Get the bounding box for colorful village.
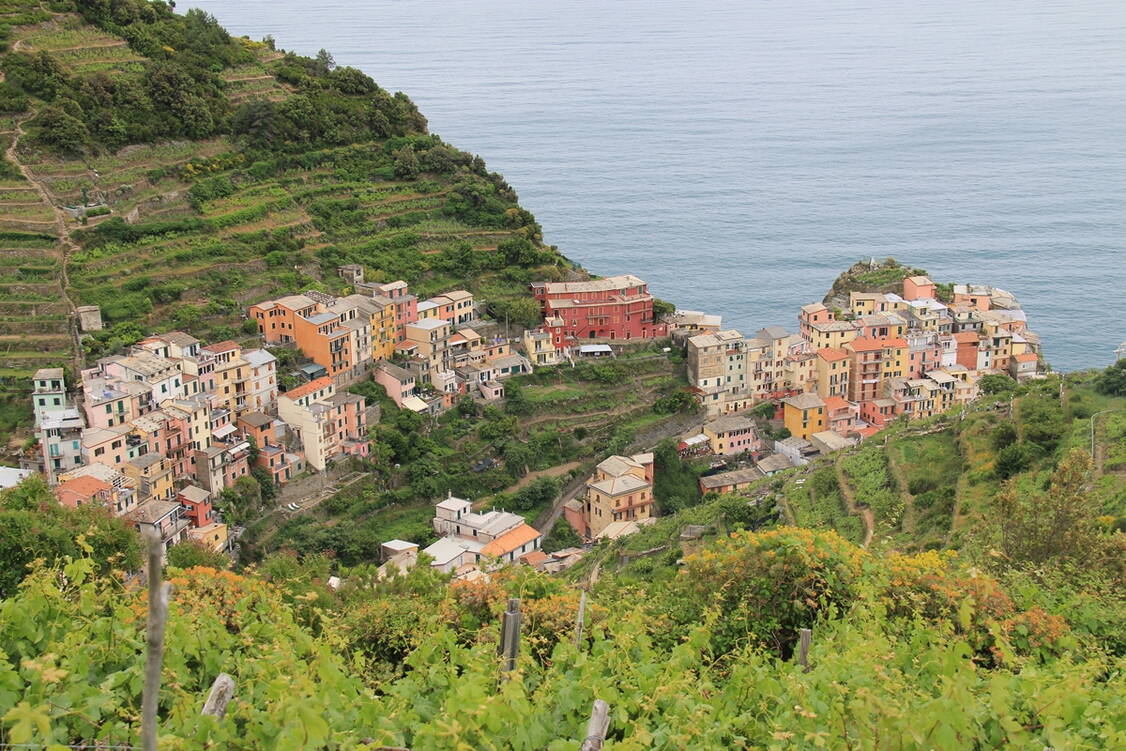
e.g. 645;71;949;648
12;263;1044;581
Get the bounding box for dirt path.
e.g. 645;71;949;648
5;113;84;375
834;454;874;548
485;461;581;502
884;447;916;536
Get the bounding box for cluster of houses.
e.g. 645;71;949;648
680;275;1042;452
375;494;586;582
18;260;1048;569
24;331;355;557
251;270;538;416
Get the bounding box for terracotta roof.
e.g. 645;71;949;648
1015;352;1038;362
954;332;980;344
883;338;908;348
817;347;849;362
823;395;851;412
283;376;333;400
480;524;542;557
203;340;239;353
847;337;885;352
55;475;110;499
519;550;550;568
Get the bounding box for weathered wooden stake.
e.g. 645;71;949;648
142;531;170;751
798;628;812;673
580;699;610;751
201;672;237;719
574;590;587;647
497;597;521;672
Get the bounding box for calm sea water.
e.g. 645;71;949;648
189;0;1126;371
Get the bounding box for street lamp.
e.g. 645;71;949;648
1089;409;1124;460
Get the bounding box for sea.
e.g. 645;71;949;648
187;0;1126;371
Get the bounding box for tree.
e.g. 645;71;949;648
652;298;676;320
32;105;90;154
1096;360;1126;396
751;401;776;420
504;381;531;416
392;145;420;179
979;374;1016;395
0;477;140;597
315;48;336;74
988;449;1122;576
541;520;581;553
994;443;1031;479
167;540;229;569
653;389;695;415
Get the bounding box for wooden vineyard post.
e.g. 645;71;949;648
142;530;171;751
498;597;522;672
798;628;812;673
574;590;587;647
580;699;610;751
201;672;237;719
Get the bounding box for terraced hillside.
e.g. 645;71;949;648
0;0;567;438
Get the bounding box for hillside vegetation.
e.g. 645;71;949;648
247;349;695;563
0;465;1122;749
0;0;566;440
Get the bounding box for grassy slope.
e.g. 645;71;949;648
0;1;568;443
573;373;1126;583
248;349;693;562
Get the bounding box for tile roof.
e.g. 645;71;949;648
540;275;647;294
699;467;761;489
55;475;110;498
203;340;239;353
283;377;333;401
783;393;825;411
480;523;542;557
817;347;849;362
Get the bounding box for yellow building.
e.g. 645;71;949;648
782;392;826;441
580;453;655;538
123;454;175;505
369;295;398;361
815;348;850;399
202;341;249;416
808;320;859;352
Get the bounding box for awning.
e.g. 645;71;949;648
212;424;237;439
402;395;429;413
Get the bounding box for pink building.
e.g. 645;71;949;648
377;281;418;341
373;362;417;408
906;331;941;379
823;396;860;434
954;332;981;370
903;275;937;301
859;398;896;428
799;302;834;340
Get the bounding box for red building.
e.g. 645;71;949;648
177;485;215;528
531;275;667;346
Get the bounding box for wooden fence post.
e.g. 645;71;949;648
201;672;237;719
142;530;171;751
574;590;587;648
798;628;812;673
579;699;610;751
497;598;521;672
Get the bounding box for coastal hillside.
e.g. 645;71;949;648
1;395;1123;749
0;0;565;436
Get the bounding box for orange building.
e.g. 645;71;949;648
903;275;937;301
